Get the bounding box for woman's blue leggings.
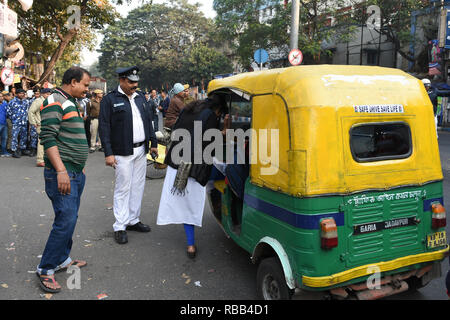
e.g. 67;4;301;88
183;224;195;246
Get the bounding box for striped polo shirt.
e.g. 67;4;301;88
39;88;88;173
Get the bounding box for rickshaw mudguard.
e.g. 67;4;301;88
252;236;296;289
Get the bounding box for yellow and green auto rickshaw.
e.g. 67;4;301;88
206;65;449;300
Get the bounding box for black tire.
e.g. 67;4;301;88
256;257;294;300
405;276;426;291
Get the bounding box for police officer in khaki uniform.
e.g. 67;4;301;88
87;89;103;152
28;88;52;167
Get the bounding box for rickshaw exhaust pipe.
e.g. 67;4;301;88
354;281;409;300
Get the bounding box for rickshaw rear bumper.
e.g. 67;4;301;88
328;263;439;300
301;245;449;292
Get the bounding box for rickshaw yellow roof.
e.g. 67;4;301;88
208;65;442;197
208;65;421;108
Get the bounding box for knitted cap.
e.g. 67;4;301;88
172;83;185;95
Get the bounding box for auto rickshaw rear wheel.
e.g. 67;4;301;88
256;257;294;300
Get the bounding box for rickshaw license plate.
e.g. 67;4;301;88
427;231;447;249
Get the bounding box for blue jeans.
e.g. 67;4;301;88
0;124;7;153
37;168;86;275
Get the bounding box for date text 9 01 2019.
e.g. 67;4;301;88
179;304;269;318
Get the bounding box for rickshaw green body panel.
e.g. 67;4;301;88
220;179;447;290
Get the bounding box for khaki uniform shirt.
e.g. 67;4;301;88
87;99;101;118
28;96;45;126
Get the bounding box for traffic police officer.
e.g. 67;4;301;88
6;88;31;158
99;66;158;245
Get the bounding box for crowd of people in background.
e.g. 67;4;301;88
0;87;51;163
0;81;200;167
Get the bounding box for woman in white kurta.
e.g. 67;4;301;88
157;166;206;227
157;93;227;258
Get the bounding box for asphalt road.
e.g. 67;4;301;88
0;148;257;301
0;132;449;301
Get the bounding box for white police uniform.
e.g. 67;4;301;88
98;66;157;243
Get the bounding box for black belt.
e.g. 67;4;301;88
133;141;145;148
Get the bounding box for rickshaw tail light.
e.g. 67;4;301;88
431;203;446;229
321;237;338;249
320;218;338;249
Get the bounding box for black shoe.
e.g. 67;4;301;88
187;246;197;259
126;222;151;232
12;150;21;158
29;148;36;157
114;231;128;244
21;149;31;156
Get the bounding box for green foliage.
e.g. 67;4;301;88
98;0;233;90
213;0;431;67
346;0;430;63
9;0;119;83
213;0;356;67
214;0;290;67
185;44;233;84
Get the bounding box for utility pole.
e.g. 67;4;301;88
290;0;299;50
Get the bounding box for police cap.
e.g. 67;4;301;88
116;66;139;82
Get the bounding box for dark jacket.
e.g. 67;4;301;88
427;87;438;115
165;107;220;186
99;86;157;157
148;97;158;122
160;96;170;116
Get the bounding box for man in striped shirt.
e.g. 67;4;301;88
36;67;91;293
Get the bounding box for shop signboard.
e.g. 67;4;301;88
0;4;18;38
445;10;450;49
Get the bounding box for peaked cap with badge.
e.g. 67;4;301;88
116;66;140;82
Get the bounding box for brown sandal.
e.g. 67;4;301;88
36;273;61;293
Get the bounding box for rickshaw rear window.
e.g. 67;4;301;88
350;122;412;162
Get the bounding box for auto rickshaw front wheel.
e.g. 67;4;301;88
256;257;294;300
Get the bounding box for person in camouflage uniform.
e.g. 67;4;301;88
6;88;31;158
